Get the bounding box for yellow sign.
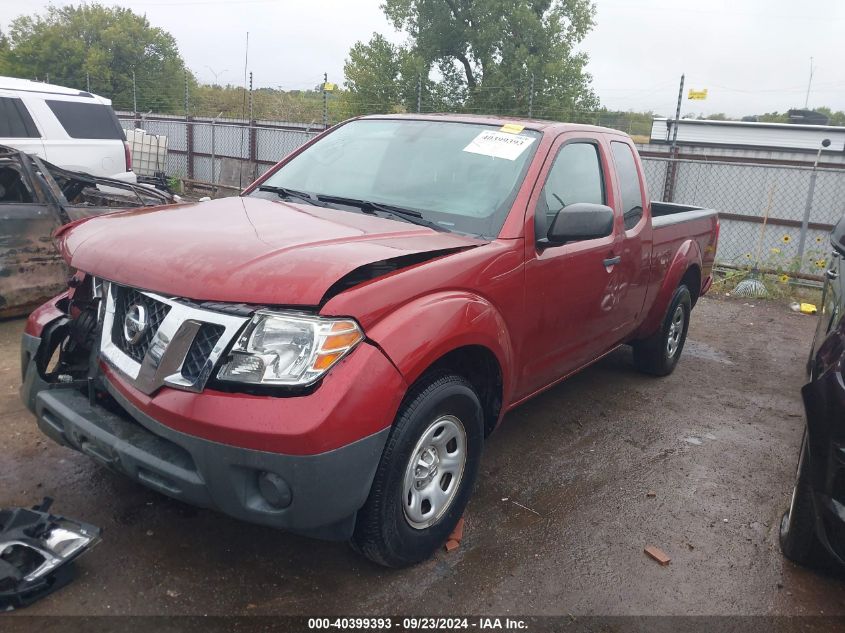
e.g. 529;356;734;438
500;123;525;134
323;82;337;92
688;89;708;100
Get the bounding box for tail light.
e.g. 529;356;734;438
123;141;132;172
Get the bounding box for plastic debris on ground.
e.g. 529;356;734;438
0;498;101;611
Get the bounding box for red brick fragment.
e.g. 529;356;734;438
644;545;671;565
449;518;465;542
445;539;460;552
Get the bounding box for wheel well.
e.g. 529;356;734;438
425;345;503;437
680;265;701;306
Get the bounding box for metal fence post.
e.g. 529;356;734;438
186;116;195;181
528;72;535;118
662;74;685;202
797;140;830;263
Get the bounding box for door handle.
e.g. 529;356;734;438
603;256;621;267
826;269;839;281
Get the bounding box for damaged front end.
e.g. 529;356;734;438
0;498;101;611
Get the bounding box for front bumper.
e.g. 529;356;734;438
21;331;395;540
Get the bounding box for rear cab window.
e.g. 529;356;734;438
0;97;40;138
610;141;645;230
46;100;125;140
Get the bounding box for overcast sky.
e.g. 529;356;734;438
2;0;843;117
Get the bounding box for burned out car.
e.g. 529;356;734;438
0;145;173;318
780;214;845;569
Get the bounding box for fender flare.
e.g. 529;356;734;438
365;290;514;400
637;239;702;339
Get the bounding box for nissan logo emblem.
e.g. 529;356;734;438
123;304;148;345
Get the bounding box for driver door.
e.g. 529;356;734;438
518;134;628;398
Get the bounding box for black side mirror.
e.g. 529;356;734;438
540;202;615;246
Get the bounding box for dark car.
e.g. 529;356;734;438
780;215;845;568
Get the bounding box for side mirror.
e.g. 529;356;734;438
540;202;615;246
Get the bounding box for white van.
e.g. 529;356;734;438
0;76;135;182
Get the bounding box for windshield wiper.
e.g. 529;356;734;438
314;194;446;232
258;185;331;208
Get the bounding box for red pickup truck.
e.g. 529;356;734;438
21;114;718;567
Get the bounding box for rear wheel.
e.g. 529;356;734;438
633;285;691;376
780;431;822;566
351;373;484;567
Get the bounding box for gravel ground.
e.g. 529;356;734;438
1;295;844;618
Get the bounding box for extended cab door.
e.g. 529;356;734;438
607;139;653;338
518;133;633;397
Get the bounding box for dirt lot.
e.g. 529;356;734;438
2;295;844;617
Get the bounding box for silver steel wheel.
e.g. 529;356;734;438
402;415;467;530
666;305;685;358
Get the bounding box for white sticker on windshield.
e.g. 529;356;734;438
463;130;536;161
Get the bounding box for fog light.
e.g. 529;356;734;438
257;471;292;509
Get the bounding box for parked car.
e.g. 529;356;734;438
0;145;173;319
780;214;845;569
0;76;134;182
20;115;719;566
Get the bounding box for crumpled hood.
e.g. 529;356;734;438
55;197;482;306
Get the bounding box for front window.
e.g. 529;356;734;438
250;119;541;239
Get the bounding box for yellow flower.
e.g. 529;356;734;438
779;274;790;283
745;253;752;259
816;259;827;269
770;247;781;255
781;235;792;244
816;236;823;244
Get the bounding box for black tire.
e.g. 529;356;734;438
633;285;692;376
351;372;484;567
780;431;822;566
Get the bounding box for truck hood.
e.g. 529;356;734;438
55;197;483;306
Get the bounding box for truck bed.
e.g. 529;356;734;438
651;201;718;227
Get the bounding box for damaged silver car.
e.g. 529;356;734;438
0;144;175;319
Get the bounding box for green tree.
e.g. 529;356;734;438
3;3;190;112
344;0;599;119
0;29;9;73
340;33;448;117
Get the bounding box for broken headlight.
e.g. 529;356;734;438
216;312;363;386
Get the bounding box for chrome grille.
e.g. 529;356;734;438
181;323;226;383
111;285;171;363
99;282;248;395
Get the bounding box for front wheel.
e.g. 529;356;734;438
633;285;692;376
351;373;484;567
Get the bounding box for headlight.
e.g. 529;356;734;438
216;312;364;386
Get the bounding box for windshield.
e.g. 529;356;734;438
250;119;541;238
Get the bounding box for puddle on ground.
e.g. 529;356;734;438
684;339;734;365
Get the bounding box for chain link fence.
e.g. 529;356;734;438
117;113;320;189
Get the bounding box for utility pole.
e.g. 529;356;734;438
323;72;329;128
528;72;535;118
662;73;685;202
804;57;814;109
417;73;422;113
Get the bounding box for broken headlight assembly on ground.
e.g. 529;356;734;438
0;498;101;611
216;312;364;387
